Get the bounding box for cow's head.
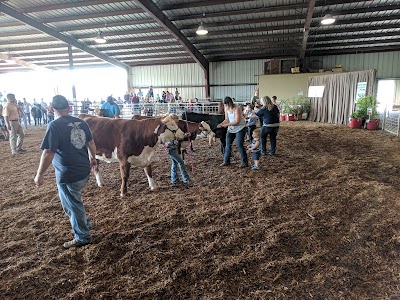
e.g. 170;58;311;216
199;121;215;138
156;116;185;143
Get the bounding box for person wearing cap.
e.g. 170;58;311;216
100;96;120;118
2;93;26;155
34;95;98;249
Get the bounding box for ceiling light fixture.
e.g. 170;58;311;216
1;52;14;63
196;22;208;35
321;14;336;25
196;13;208;35
94;30;106;44
5;57;14;63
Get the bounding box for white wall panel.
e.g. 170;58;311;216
210;59;266;102
130;63;206;99
304;51;400;79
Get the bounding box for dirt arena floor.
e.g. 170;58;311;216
1;121;400;299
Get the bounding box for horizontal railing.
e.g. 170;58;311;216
70;101;247;119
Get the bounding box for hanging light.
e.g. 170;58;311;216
196;22;208;35
321;14;336;25
5;56;14;63
1;52;14;63
94;30;106;44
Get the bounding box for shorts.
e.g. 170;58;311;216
252;150;261;161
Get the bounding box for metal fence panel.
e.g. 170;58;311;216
382;110;400;136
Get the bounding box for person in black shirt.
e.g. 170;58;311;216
250;96;280;156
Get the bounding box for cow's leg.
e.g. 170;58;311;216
181;148;185;160
208;135;214;147
144;165;157;191
119;160;130;197
93;160;104;187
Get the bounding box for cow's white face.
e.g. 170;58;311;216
158;118;184;143
200;121;215;137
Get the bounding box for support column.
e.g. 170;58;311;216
205;67;210;99
127;66;132;92
67;45;76;101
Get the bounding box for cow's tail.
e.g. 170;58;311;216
93;162;104;187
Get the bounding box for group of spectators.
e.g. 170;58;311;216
123;87;182;104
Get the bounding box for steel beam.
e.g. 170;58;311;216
0;2;130;71
300;0;316;59
0;52;52;72
134;0;208;72
20;0;128;13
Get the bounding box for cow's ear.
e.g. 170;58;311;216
162;116;175;125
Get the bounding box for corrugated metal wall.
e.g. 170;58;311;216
130;63;206;100
304;51;400;79
129;52;400;103
130;59;267;102
210;59;266;102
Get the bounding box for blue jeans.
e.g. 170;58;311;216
261;126;279;155
224;127;248;164
168;148;190;183
57;176;92;244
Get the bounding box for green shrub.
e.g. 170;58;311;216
279;96;311;115
353;95;378;120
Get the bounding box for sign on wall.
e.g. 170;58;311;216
356;82;367;102
308;85;325;97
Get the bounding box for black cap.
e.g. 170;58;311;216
51;95;69;110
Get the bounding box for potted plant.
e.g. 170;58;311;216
349;95;376;129
363;96;379;130
366;114;380;130
278;98;287;121
282;104;295;121
349;110;364;129
299;97;311;120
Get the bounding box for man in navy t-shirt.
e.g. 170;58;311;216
34;95;98;249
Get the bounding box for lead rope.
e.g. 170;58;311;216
184;111;195;174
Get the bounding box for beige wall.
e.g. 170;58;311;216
259;73;321;100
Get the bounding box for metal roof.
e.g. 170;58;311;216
0;0;399;73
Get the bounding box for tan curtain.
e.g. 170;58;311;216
308;69;376;124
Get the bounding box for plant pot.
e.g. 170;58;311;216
366;119;379;130
287;114;295;121
281;114;286;121
349;118;363;129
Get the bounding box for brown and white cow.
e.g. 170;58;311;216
79;114;184;197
